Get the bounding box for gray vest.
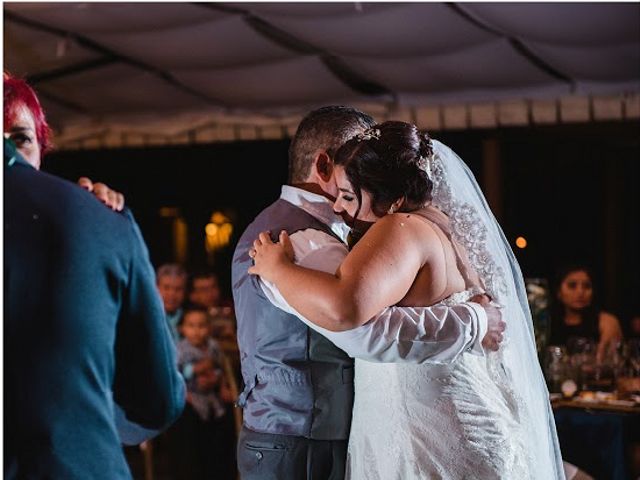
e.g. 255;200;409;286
232;198;354;440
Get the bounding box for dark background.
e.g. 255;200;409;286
43;120;640;331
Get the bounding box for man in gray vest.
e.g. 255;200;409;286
232;106;504;480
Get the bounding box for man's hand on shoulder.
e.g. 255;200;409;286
77;177;125;211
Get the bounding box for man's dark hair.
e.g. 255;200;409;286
288;106;375;183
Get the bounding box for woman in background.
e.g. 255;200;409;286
549;265;622;360
4;71;123;209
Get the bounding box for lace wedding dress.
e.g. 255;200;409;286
347;317;524;479
345;141;564;479
346;208;527;479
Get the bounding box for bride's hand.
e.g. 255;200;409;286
248;230;294;282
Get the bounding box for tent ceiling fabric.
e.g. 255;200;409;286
4;2;640;149
259;4;496;57
92;17;298;70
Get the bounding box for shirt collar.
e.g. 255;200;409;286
280;185;350;243
4;138;34;170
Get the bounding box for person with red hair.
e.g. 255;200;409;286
4;73;186;479
3;71;52;168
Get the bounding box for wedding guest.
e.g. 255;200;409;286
549;265;623;360
189;269;239;373
4;74;185;478
4;71;124;209
156;263;188;342
189;270;223;310
167;307;233;480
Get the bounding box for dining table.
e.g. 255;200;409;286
552;395;640;480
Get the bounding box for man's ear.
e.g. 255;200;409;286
315;152;334;182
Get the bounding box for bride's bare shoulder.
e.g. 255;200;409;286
368;212;441;245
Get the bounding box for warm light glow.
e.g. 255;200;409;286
159;207;180;218
205;211;234;253
211;211;228;224
205;223;219;236
515;236;528;249
174;217;188;264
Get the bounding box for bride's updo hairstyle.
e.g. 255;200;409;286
334;121;434;217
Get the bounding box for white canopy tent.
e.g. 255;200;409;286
4;2;640;149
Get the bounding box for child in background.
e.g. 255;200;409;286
179;307;227;420
167;306;232;479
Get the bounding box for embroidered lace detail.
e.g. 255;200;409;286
439;287;484;307
348;352;530;479
347;141;562;479
431;148;540;475
428;152;508;303
426;150;534;475
346;294;530;478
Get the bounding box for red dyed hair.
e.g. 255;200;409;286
4;72;52;156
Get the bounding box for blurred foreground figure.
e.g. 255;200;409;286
4;75;185;479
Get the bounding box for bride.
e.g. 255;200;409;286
249;121;563;479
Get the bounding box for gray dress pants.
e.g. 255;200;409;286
237;426;347;480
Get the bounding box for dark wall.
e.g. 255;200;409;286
43;121;640;327
44;140;290;297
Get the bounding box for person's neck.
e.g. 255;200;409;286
564;310;583;326
291;182;335;202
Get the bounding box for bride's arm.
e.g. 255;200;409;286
250;214;438;331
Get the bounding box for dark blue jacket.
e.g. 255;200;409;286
4;149;185;479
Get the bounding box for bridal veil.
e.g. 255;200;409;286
428;140;565;478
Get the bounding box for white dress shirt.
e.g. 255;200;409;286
259;185;487;364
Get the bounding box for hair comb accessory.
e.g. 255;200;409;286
356;128;381;141
416;154;434;182
417;136;435;180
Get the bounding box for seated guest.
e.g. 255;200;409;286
549;264;623;360
156;263;188;342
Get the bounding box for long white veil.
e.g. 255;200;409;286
429;140;565;478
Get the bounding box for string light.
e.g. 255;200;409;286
205;211;233;252
515;236;528;249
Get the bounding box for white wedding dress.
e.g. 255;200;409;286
346;205;529;479
348;315;524;480
279;140;564;479
343;141;564;479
